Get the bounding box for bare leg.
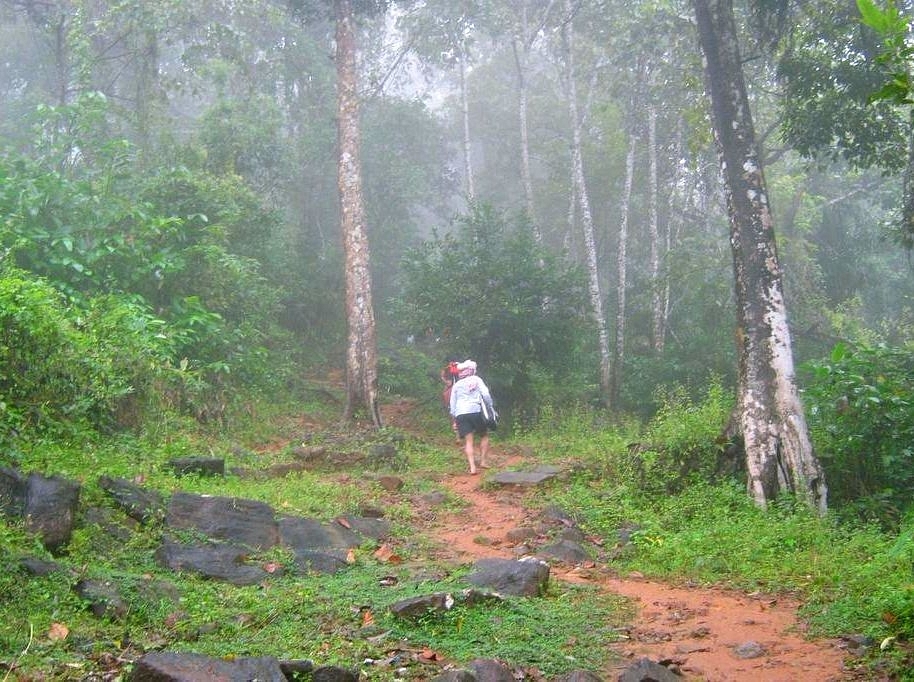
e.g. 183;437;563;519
464;432;476;474
479;433;490;467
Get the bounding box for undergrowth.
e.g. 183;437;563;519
2;382;913;680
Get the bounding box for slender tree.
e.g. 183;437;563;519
561;0;611;398
610;128;637;407
647;103;666;352
693;0;827;512
335;0;382;426
506;0;557;239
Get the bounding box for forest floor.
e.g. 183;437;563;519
378;398;857;681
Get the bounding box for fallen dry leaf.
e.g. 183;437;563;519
48;622;69;641
420;648;443;661
373;544;402;564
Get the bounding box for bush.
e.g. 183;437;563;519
394;203;595;419
630;380;735;494
0;270;172;440
803;342;914;526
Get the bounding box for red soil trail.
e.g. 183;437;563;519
422;444;852;681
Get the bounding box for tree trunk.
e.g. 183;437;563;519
459;46;476;203
663;119;686;338
511;0;556;242
335;0;381;428
513;34;538;237
562;0;611;398
647;104;665;352
610;130;637;407
693;0;826;512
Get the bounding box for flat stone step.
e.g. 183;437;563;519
490;466;561;487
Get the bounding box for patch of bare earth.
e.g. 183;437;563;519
382;400;854;681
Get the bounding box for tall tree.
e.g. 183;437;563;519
647;103;666;352
335;0;382;426
561;0;611;398
505;0;557;238
692;0;827;512
610;127;637;407
398;0;482;203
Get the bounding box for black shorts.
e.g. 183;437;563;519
455;411;488;437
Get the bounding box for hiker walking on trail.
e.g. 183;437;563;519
449;359;495;475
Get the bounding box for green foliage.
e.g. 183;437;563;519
198;96;289;191
635;381;735;492
857;0;914;105
778;1;909;171
535;380;734;496
803;342;914;526
0;270;173;441
377;344;441;400
0;96;298;427
395;204;596;418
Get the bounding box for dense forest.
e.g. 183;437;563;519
1;0;914;677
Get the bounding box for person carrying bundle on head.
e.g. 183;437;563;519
449;359;496;475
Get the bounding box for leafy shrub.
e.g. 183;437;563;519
1;101;297;423
803;342;914;525
0;270;172;440
630;380;735;494
394;203;595;418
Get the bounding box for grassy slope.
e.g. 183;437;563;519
1;388;912;679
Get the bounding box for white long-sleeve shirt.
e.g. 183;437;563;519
449;374;493;417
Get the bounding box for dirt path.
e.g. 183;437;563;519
422;448;852;681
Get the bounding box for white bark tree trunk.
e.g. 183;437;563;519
647;104;665;353
511;0;555;242
610;131;637;407
335;0;381;428
459;48;476;203
693;0;826;512
562;0;611;397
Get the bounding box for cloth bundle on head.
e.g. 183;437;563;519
456;359;477;378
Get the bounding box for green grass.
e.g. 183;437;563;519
2;390;914;679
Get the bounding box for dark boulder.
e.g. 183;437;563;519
24;472;81;554
156;537;274;586
74;578;128;620
617;658;680;682
165;492;279;550
279;516;364;574
538;539;591;565
129;651;286;681
466;658;516;682
98;476;164;524
465;557;550;597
